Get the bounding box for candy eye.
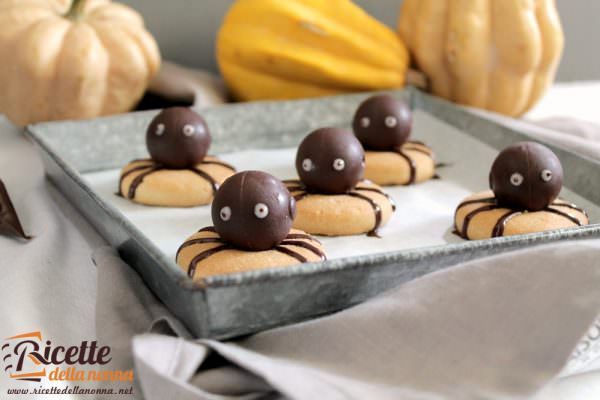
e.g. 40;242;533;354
332;158;345;171
385;116;398;128
254;203;269;219
182;124;196;137
302;158;313;172
510;172;524;187
360;117;370;128
219;206;231;221
540;169;553;182
155;123;165;136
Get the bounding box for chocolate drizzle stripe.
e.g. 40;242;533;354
491;211;522;237
182;231;323;278
552;202;589;219
284;181;390;235
121;158;231;199
456;197;496;211
286;233;322;244
279;240;326;260
274;246;307;263
190;168;220;193
119;165;155;195
188;244;233;278
459;204;499;239
347;192;382;237
546;207;583;226
127;167;162;199
403;146;433;156
393;150;417;185
176;237;224;260
355;186;396;211
455;196;588;240
354;186;386;195
284;180;309;202
201;159;236;172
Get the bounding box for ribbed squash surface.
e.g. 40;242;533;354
398;0;564;116
217;0;410;101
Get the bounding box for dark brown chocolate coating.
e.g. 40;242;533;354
146;107;211;169
0;180;30;240
212;171;296;251
296;127;365;194
489;142;563;211
352;94;413;151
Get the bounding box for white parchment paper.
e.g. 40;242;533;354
82;111;600;261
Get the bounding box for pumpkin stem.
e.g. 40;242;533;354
65;0;87;20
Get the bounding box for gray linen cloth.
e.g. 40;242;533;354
93;115;600;400
94;241;600;400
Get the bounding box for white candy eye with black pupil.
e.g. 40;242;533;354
333;158;345;171
254;203;269;219
302;158;313;172
360;117;370;128
182;124;196;137
155;123;165;136
540;169;553;182
385;116;398;128
220;206;231;221
510;172;524;187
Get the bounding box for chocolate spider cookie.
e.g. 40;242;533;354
454;142;589;240
176;171;326;280
353;94;436;186
118;107;236;207
285;127;395;237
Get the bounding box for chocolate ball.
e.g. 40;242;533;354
352;94;413;151
296;127;365;194
146;107;211;168
212;171;296;251
489;142;563;211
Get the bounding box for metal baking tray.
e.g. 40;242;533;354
27;88;600;339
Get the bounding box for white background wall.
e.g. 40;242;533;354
120;0;600;82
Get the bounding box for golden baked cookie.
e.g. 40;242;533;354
118;156;235;207
176;227;326;280
284;179;395;237
454;190;589;240
364;141;436;186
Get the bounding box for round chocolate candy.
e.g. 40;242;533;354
296;127;365;194
489;142;564;211
352;94;413;151
212;171;296;251
146;107;211;169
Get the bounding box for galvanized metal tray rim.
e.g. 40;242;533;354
421;93;600;167
25;88;600;291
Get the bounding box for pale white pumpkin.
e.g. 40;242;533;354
398;0;564;117
0;0;160;126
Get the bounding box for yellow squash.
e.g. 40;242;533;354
0;0;160;126
398;0;564;116
217;0;410;101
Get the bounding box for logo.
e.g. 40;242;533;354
2;331;133;383
3;331;48;382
